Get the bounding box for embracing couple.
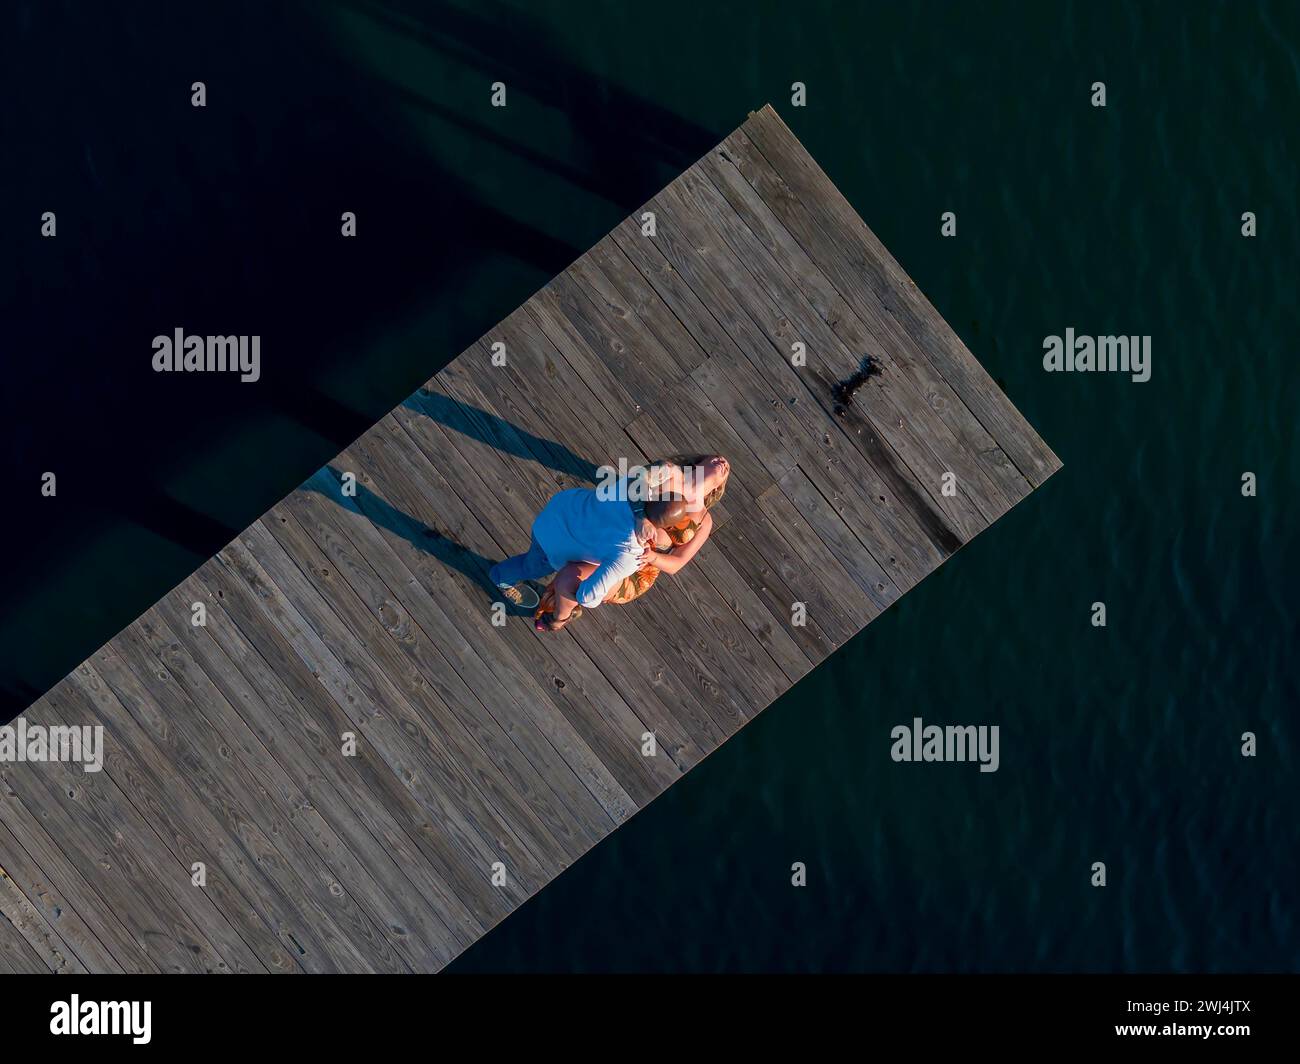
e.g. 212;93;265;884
489;454;730;632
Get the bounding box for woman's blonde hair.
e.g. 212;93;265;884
648;454;728;510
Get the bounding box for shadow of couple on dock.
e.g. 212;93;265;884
303;390;599;604
401;389;600;483
305;467;496;595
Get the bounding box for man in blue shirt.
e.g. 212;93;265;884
490;484;687;617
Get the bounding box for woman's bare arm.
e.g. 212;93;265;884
647;511;713;575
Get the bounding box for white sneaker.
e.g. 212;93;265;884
496;583;540;610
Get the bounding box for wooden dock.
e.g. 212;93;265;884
0;106;1059;972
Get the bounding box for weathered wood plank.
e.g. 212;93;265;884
476;310;649;495
58;660;300;973
275;495;623;834
686;544;813;684
755;478;881;625
711;498;862;655
0;908;46;974
78;644;381;973
609;230;806;484
127;607;455;971
5;687;240;973
0;864;85;973
92;626;408;972
146;592;467;967
771;464;904;612
194;546;525;925
583;236;709;379
740;106;1061;485
398;381;553;538
598;565;757;730
673;164;995;540
170;571;491;943
220;530;553;904
567;251;702;391
257;509;605;865
643;180;958;574
527;287;645;427
645;563;793;709
0;808;142;972
442;348;600;500
612;211;940;592
701;136;1031;514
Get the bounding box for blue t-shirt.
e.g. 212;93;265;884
532;487;644;608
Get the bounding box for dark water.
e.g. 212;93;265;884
2;0;1295;971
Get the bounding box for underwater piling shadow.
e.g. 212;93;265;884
348;0;717;177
